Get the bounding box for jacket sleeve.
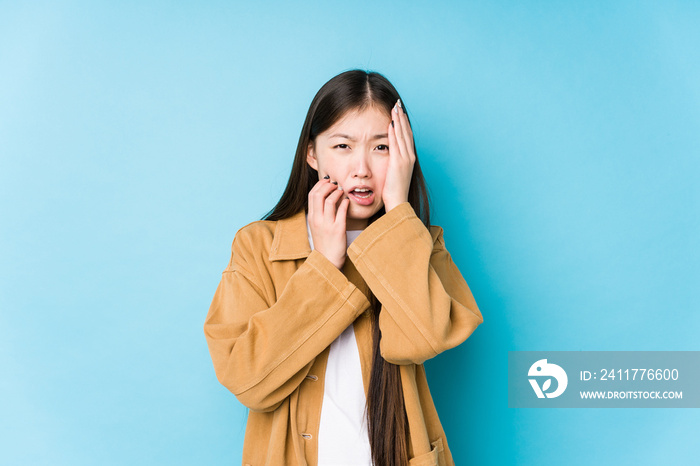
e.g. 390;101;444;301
347;201;484;365
203;229;370;412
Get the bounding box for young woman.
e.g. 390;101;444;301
204;69;484;466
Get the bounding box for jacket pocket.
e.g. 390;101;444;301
408;437;445;466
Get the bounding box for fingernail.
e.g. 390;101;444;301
323;175;330;179
338;185;343;190
397;98;402;108
391;120;394;128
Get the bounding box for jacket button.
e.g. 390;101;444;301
305;374;318;381
300;432;313;440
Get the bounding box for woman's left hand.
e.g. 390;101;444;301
383;98;416;212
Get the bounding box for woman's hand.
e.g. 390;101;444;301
383;98;416;212
307;176;350;269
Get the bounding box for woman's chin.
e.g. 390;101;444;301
346;202;384;228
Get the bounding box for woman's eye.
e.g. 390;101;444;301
334;144;349;149
376;145;389;151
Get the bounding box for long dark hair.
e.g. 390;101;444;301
262;69;432;465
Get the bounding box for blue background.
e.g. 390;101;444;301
1;1;698;464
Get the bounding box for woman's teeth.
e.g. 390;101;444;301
353;189;372;198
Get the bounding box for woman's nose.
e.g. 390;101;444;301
351;152;371;178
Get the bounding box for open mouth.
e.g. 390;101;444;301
348;189;375;204
350;189;373;198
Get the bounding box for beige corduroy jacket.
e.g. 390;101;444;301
203;201;484;466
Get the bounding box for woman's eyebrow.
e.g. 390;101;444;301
329;133;389;141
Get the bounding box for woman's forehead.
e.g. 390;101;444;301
327;106;390;132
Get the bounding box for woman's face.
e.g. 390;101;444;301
306;105;392;230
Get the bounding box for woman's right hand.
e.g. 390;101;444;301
307;176;350;270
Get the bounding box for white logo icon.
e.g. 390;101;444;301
528;359;568;398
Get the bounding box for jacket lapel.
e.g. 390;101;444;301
268;208;312;262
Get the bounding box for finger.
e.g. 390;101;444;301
308;177;325;221
388;115;400;161
401;122;416;162
394;99;415;158
323;185;344;224
334;185;347;208
324;187;344;227
397;103;414;151
397;98;413;140
308;180;319;219
396;108;412;158
310;177;334;223
336;197;350;224
392;101;409;161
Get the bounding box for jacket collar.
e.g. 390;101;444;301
269;208;312;262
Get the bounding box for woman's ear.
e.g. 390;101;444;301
306;143;318;171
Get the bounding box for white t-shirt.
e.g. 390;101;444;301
306;213;372;465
